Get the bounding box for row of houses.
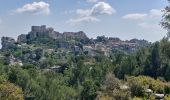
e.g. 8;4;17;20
73;40;143;56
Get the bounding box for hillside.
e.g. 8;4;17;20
0;25;170;100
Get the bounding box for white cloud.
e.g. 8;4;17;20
76;2;115;16
76;9;91;17
68;2;115;25
122;13;147;20
91;2;116;15
87;0;98;3
138;22;159;29
149;9;162;18
67;16;99;25
14;1;50;15
123;9;162;29
123;9;162;20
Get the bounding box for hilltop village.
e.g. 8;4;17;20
2;25;150;54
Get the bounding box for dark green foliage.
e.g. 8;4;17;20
81;80;98;100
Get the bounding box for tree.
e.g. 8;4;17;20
8;66;30;89
115;55;138;79
150;42;161;77
126;76;164;97
97;73;130;100
161;0;170;38
0;82;24;100
81;80;98;100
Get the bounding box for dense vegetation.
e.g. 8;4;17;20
0;38;170;100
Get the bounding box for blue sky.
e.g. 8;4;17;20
0;0;168;43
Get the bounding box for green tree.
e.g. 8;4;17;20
81;80;98;100
0;82;24;100
97;73;130;100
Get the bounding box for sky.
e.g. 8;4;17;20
0;0;168;45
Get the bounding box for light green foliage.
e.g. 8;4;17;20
0;82;24;100
165;95;170;100
97;73;131;100
126;76;167;97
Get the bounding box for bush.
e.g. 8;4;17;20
0;82;24;100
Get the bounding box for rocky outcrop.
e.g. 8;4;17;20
49;31;62;39
22;48;44;62
17;34;27;43
63;31;88;40
17;25;88;44
129;39;150;46
1;37;16;49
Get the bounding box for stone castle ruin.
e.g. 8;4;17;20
17;25;87;43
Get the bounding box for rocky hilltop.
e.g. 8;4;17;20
17;25;88;43
0;25;151;69
1;25;150;54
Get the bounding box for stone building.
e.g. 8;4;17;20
17;25;62;43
